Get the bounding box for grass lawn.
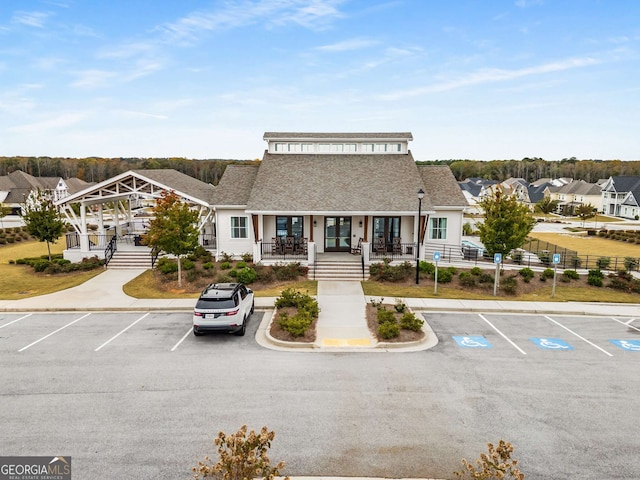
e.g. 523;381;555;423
528;232;640;257
0;240;104;300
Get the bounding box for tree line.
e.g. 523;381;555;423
418;157;640;183
0;156;258;185
2;155;640;185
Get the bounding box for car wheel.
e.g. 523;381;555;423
234;317;247;336
193;328;204;336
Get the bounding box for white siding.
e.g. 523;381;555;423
215;209;254;259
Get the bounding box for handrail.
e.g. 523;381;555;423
104;235;117;267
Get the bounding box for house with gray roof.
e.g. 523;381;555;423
548;179;603;215
213;132;466;264
600;176;640;219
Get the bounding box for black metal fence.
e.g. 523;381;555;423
261;242;308;260
65;232;113;251
370;242;417;261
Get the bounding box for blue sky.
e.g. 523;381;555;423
1;0;638;160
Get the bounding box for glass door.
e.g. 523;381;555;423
373;217;401;252
324;217;352;252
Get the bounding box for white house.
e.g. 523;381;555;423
600;176;640;219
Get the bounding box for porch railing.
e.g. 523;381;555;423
65;232;114;251
104;235;117;267
369;242;417;261
261;242;308;260
200;234;216;249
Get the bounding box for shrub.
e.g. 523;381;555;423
470;267;482;276
33;260;50;272
459;271;476;287
274;288;319;318
502;276;518;294
563;269;579;280
236;261;247;269
446;266;458;275
419;261;435;275
453;439;524;480
216;274;234;283
220;252;233;262
518;268;534;283
369;297;384;309
541;268;555;280
478;273;493;284
272;262;307;281
587;269;604;287
253;263;274;283
437;269;453;283
608;277;630;292
377;308;397;324
278;310;313;337
220;261;232;270
624;257;638;271
377;321;400;339
241;252;253;263
156;257;178;274
394;299;407;313
596;257;611;270
400;312;424;332
369;259;412;282
186;269;198;282
182;259;195;270
236;267;257;284
228;269;238;278
192;425;286;480
202;261;215;270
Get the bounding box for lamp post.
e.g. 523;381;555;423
416;188;425;284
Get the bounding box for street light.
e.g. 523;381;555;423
416;188;425;284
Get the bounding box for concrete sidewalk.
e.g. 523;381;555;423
0;270;638;352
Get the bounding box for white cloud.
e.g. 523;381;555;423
9;112;86;133
380;56;601;100
316;38;378;52
12;11;51;28
71;70;118;88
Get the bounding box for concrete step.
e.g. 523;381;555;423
107;251;153;269
308;260;368;281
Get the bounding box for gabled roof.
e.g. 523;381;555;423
458;181;482;196
418;165;467;207
527;183;550;203
214;165;259;206
130;169;216;205
263;132;413;141
556;180;602;196
245;152;432;213
605;176;640;194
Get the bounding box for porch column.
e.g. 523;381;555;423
113;201;121;234
79;203;90;252
97;205;104;233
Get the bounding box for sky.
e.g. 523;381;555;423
0;0;639;161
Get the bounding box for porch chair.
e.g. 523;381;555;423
284;236;295;254
351;237;363;255
374;237;385;255
271;237;281;255
392;237;402;255
298;237;308;255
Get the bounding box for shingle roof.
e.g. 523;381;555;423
214;165;259;206
527;183;550;203
131;169;216;204
246;152;431;213
263;132;413;141
557;180;602;196
609;176;640;194
458;182;482;196
418;166;467;207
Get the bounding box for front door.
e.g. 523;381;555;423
373;216;401;252
324;217;352;252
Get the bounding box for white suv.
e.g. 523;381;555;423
193;283;254;336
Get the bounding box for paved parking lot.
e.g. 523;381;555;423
2;310;640;480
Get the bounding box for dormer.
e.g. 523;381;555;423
263;132;412;154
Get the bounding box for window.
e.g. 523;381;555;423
374;143;386;152
301;144;313;152
363;144;374;152
429;218;447;240
345;143;357;152
231;216;248;238
274;143;286;152
318;143;331;152
276;216;303;239
288;143;301;152
331;144;344;152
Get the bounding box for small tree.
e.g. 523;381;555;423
20;190;65;261
575;203;596;227
192;425;288;480
144;190;199;287
477;187;536;258
534;197;558;219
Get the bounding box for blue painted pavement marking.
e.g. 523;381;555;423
609;340;640;352
530;337;574;350
453;336;493;349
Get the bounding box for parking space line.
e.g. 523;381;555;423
612;317;640;333
478;314;527;355
0;313;32;329
543;315;613;357
94;313;150;351
18;313;91;352
170;327;193;352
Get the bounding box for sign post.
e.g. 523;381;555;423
433;251;441;294
493;253;502;296
552;253;561;298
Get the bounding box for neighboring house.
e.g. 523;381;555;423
600;176;640;219
0;170;92;216
57;132;467;266
547;180;603;215
457;178;498;214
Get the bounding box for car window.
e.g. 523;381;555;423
196;297;237;309
240;287;247;300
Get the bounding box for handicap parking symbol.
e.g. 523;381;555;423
453;336;493;349
530;337;574;350
609;339;640;352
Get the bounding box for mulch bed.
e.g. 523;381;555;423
365;304;425;343
269;307;317;343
